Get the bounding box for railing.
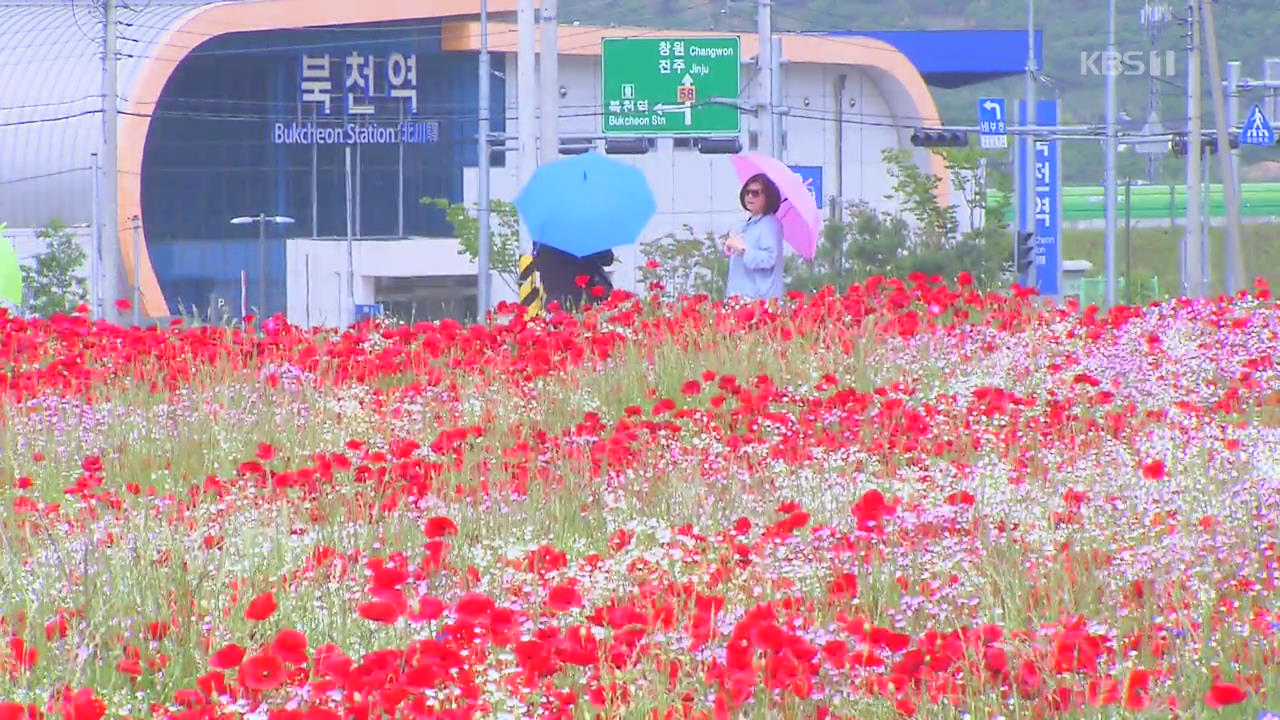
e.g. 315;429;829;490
1075;276;1162;307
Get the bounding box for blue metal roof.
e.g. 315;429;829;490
826;30;1044;89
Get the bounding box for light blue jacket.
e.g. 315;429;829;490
725;214;784;301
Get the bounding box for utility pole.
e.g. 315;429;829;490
131;215;141;326
1141;2;1172;184
1103;0;1118;307
1023;0;1037;287
771;36;784;159
1184;0;1204;297
757;0;775;157
538;0;559;165
516;0;536;255
1201;0;1244;295
90;152;103;320
477;0;492;318
1226;59;1242;211
102;0;123;320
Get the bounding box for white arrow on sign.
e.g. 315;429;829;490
653;103;692;125
681;73;694;89
982;100;1002;120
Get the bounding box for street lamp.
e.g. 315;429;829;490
231;213;294;317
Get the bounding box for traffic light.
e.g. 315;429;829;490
696;136;743;154
604;137;651;155
1015;230;1036;278
910;129;970;148
559;136;596;155
1171;132;1240;157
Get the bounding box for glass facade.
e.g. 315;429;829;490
140;20;505;318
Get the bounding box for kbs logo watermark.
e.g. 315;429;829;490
1079;50;1178;77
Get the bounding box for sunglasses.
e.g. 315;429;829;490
744;187;764;198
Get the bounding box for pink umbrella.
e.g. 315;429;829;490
728;152;822;260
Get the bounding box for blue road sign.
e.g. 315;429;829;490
1017;99;1061;296
1241;104;1275;146
978;97;1008;149
355;303;384;320
789;165;823;209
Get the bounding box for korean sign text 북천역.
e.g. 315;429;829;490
278;51;438;146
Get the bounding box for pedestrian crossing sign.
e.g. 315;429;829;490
1241;104;1275;146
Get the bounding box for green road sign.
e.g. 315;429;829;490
601;36;741;136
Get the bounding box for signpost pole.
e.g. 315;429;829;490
756;0;775;156
258;212;267;316
344;146;355;327
538;0;559;164
477;0;492;319
1103;0;1118;307
517;0;536;255
1023;0;1037;249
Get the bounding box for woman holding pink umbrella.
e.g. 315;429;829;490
723;173;785;301
722;153;822;302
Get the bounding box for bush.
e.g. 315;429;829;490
637;225;729;303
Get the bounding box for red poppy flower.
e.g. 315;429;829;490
357;600;402;624
270;628;309;665
1141;459;1166;480
546;582;583;612
237;652;287;690
209;643;246;670
244;592;278;621
423;516;458;539
1204;682;1246;708
62;689;106;720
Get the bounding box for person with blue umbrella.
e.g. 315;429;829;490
534;243;614;310
514;151;656;310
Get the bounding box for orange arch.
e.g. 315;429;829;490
120;0;518;317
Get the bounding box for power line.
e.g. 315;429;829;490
0;166;93;185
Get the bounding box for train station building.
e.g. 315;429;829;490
0;0;1035;326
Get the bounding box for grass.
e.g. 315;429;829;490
1063;220;1280;298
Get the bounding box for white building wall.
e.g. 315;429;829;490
286;51;927;327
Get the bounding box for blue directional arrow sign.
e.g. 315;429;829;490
1241;104;1274;146
978;97;1008;149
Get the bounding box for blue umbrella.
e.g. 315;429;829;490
514;151;657;257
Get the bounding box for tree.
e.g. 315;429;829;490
421;197;523;293
636;225;729;302
20;221;88;317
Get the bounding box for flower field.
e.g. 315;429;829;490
1;275;1279;719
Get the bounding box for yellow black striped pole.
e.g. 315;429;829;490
517;253;542;317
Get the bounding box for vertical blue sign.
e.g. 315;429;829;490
1017;99;1060;296
789;165;823;209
